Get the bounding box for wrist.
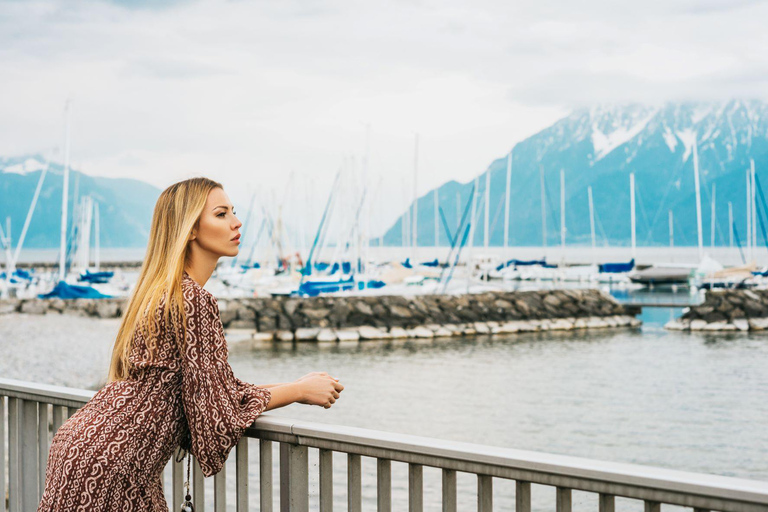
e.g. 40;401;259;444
290;381;306;403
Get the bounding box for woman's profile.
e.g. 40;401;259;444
37;177;344;511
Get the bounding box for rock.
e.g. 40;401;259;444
629;318;642;327
258;315;277;331
0;301;19;314
664;320;688;330
20;300;47;315
354;301;374;316
217;307;238;325
303;308;331;320
703;322;737;331
336;329;360;342
283;299;300;317
390;305;413;318
357;326;389;340
48;298;66;313
748;317;768;330
388;327;409;339
252;332;274;342
408;326;434;338
473;322;490;334
275;330;294;341
689;319;708;330
316;329;337;342
550;318;573;330
295;328;320;341
586;318;608;329
228;319;255;329
573;318;587;329
433;327;453;337
732;318;750;331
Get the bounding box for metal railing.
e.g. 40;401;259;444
2;377;767;511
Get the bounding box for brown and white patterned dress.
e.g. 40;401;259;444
37;271;272;511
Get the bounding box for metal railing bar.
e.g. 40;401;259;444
442;468;457;512
409;463;423;512
377;458;391;512
478;474;492;512
236;438;249;512
599;493;615;512
516;481;531;512
214;461;226;510
347;453;361;512
556;486;572;512
319;449;333;512
260;440;273;512
37;402;48;502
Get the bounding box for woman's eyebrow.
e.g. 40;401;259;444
212;205;234;211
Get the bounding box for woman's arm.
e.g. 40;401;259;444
263;373;344;411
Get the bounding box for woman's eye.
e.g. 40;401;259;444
217;212;226;217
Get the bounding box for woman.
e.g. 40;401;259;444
37;177;344;511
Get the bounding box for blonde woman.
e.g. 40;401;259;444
37;177;344;511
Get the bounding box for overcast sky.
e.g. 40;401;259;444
2;0;768;235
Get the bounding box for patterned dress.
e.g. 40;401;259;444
37;271;272;511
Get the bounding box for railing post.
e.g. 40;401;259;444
377;458;391;512
38;402;49;501
599;493;615;512
0;396;5;512
645;501;661;512
478;475;492;512
21;399;39;510
214;459;226;510
280;442;308;512
8;398;20;512
556;487;572;512
347;453;361;512
260;440;274;512
516;481;531;512
409;463;423;512
442;469;457;512
172;453;184;511
236;437;249;512
319;449;333;512
193;456;205;511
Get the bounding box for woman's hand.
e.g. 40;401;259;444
295;371;338;383
297;373;344;409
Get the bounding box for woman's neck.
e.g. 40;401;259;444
184;259;217;288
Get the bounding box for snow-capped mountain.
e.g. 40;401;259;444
0;156;161;248
383;100;768;248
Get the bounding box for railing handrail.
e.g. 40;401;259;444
3;376;767;510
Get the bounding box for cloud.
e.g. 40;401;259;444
0;0;767;235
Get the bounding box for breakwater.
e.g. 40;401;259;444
665;288;768;331
0;289;639;341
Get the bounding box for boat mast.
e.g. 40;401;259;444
94;201;100;272
711;183;716;247
692;139;703;261
503;149;512;256
59;100;71;281
411;133;418;263
540;165;547;249
560;169;566;260
484;165;490;250
751;159;757;255
588;186;596;265
630;172;636;259
728;202;733;248
434;189;439;247
747;168;752;261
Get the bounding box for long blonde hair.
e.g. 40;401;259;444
107;177;223;383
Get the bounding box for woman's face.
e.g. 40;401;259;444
191;187;242;258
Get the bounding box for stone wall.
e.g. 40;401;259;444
666;289;768;331
1;288;640;341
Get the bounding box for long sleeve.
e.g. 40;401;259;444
180;280;271;477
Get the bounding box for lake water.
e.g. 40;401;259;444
1;307;766;510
